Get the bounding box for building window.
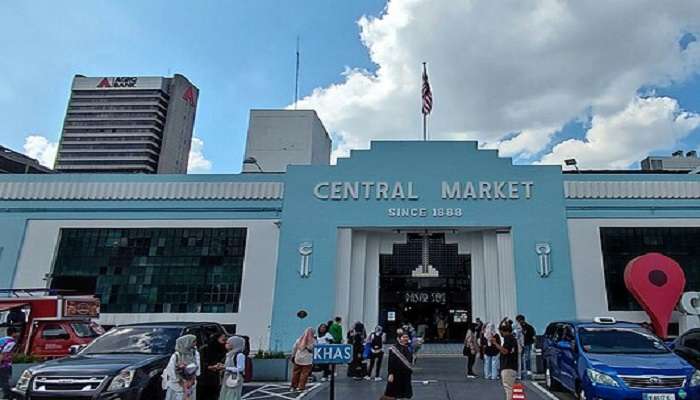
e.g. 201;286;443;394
600;227;700;311
51;228;247;313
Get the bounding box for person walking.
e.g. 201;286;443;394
218;336;247;400
383;333;413;399
516;314;536;379
366;325;385;381
494;324;519;400
290;327;316;391
163;334;201;400
347;321;367;380
315;323;334;381
200;333;227;399
0;327;19;399
463;324;478;378
329;317;343;344
481;323;501;380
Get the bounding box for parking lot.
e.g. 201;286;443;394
242;357;556;400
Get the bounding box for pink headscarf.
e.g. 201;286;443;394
298;327;315;348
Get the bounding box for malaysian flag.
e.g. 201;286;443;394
422;63;433;115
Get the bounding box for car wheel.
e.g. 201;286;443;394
545;366;561;391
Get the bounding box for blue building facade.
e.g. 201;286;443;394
1;141;699;350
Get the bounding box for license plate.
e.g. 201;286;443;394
643;394;675;400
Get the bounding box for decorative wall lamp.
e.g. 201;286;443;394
535;242;552;278
298;242;313;278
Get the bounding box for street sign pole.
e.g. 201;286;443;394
330;364;336;400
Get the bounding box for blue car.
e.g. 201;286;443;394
542;318;700;400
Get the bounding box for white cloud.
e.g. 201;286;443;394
538;96;700;169
187;137;212;173
293;0;700;162
23;135;57;168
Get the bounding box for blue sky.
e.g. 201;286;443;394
0;0;385;173
2;1;700;172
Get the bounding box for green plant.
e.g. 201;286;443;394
12;353;40;364
254;350;287;359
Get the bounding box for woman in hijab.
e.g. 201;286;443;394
163;334;201;400
290;327;315;391
463;324;479;378
347;321;367;380
200;333;227;398
383;333;413;399
218;336;246;400
366;325;385;381
481;323;501;380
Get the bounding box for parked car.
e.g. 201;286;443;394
542;318;700;400
671;328;700;369
12;321;227;400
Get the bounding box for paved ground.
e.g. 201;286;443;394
303;357;552;400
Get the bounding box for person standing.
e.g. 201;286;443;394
436;315;448;341
218;336;246;400
516;315;536;379
383;333;413;399
329;317;343;344
366;326;385;381
0;327;19;399
291;327;316;391
481;323;501;380
347;321;367;380
315;323;334;381
463;325;478;378
474;318;484;339
494;324;519;400
200;333;227;399
163;334;201;400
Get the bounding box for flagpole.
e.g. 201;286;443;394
423;113;427;141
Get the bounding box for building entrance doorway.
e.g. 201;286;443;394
378;233;471;342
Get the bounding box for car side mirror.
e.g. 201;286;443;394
69;344;86;355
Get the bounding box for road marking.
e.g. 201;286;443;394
243;383;321;400
528;381;560;400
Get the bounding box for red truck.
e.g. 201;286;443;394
0;289;104;358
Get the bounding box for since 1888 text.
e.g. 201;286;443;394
387;208;463;218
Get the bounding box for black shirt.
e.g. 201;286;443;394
522;322;536;347
500;335;519;371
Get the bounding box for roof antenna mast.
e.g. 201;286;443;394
294;36;300;110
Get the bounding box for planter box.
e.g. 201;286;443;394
252;358;290;382
11;363;39;386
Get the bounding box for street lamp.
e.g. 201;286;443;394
243;157;263;172
564;158;579;172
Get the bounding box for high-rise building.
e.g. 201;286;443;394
54;75;198;174
0;145;52;174
242;110;331;173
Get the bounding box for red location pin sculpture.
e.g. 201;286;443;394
624;253;685;338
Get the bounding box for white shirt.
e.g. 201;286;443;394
162;350;201;392
316;333;334;345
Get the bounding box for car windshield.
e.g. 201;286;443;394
82;327;180;355
579;327;669;354
71;322;101;338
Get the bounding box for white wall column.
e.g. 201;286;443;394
348;232;368;325
482;230;501;322
496;230;517;318
334;229;353;325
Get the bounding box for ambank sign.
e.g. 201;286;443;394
313;181;535;201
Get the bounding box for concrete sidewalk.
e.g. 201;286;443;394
307;357;550;400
